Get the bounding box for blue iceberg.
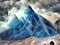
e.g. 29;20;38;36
0;5;58;40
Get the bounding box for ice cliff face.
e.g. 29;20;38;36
0;4;58;40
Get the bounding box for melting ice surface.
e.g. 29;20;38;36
0;5;58;40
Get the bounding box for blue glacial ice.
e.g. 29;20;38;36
0;5;58;40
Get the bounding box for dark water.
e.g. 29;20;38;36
0;5;58;40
